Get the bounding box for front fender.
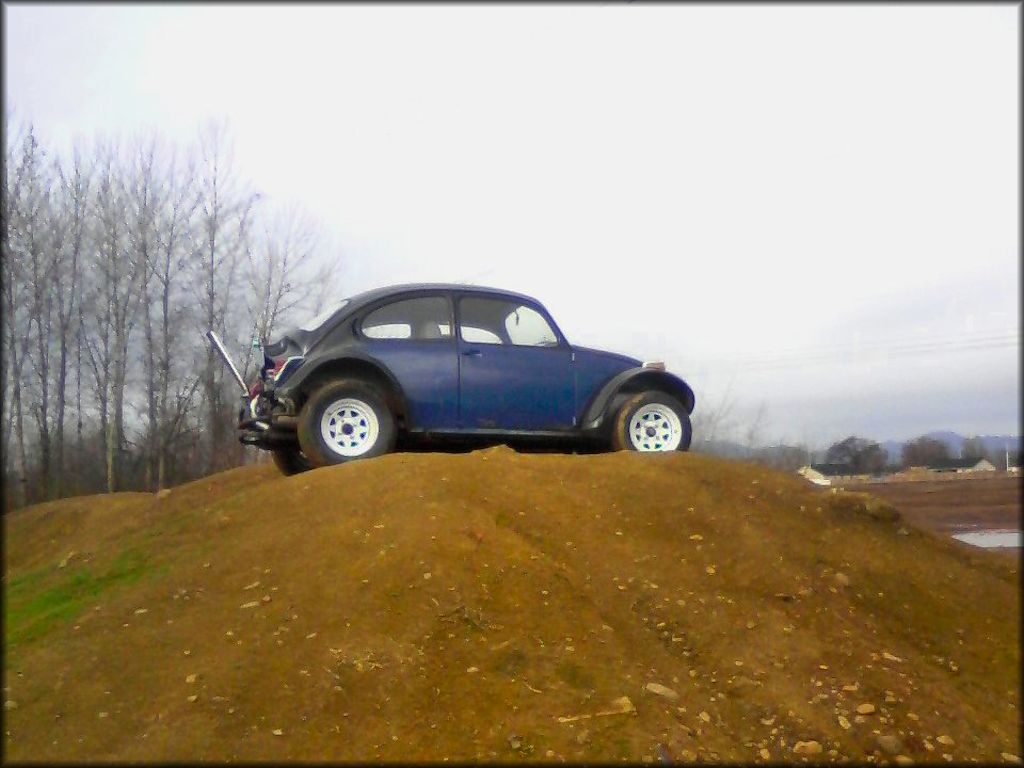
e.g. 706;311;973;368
581;368;695;430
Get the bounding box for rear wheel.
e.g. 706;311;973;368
611;391;692;452
297;379;397;467
271;447;313;475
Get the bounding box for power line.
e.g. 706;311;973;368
694;335;1019;372
722;331;1019;365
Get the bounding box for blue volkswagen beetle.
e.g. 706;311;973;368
210;284;695;474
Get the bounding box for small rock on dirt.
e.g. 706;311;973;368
272;728;283;736
838;715;851;730
793;740;823;755
645;682;678;700
936;735;954;746
834;572;850;587
1001;753;1022;764
4;701;17;711
895;756;914;766
877;733;904;755
185;674;197;684
856;703;876;715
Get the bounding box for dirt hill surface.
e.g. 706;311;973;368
3;448;1020;763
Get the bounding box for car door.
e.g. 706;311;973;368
357;293;459;430
455;294;575;431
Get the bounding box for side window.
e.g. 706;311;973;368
459;297;559;347
505;305;558;347
361;296;452;341
461;326;503;344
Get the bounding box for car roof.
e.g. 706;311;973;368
345;283;543;309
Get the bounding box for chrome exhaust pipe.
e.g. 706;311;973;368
206;330;249;395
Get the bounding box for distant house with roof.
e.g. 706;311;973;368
927;457;996;474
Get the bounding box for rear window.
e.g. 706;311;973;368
299;299;349;332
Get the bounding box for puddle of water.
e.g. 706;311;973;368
951;529;1022;548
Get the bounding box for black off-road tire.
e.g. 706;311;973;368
271;447;313;476
297;379;397;468
610;391;692;452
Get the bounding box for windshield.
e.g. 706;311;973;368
298;299;349;332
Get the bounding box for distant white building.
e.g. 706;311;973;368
928;458;996;474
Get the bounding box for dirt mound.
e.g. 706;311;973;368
3;448;1020;762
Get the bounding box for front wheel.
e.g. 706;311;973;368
297;379;397;467
611;392;692;452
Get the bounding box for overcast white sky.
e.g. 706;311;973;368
3;3;1020;446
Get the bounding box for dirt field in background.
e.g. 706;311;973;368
3;449;1021;763
843;476;1021;538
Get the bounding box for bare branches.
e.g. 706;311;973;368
1;118;336;505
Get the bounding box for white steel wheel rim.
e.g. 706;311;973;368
320;398;379;457
628;403;683;452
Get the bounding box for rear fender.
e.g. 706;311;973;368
277;354;408;422
581;368;695;430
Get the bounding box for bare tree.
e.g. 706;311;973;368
1;124;37;505
49;148;92;496
81;139;148;492
960;436;993;463
690;377;737;452
149;142;201;489
2;118;335;506
743;400;768;451
827;436;887;475
239;204;335;379
901;436;951;468
193;120;257;474
127;134;167;489
24;146;59;499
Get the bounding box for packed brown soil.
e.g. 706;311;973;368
3;448;1020;763
843;475;1021;536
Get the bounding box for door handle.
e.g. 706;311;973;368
461;349;482;357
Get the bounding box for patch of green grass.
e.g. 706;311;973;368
4;548;159;651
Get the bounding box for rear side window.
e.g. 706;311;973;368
361;296;452;340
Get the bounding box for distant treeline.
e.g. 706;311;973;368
2;119;336;509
